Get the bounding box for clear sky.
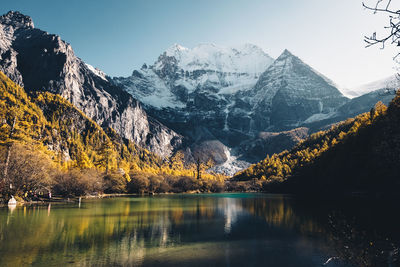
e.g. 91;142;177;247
0;0;398;88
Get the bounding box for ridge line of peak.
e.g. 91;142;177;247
0;11;34;29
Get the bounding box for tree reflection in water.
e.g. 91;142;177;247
328;211;399;267
0;194;399;267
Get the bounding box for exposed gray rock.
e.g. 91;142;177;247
338;89;396;118
115;46;350;172
113;44;275;152
239;127;310;162
2;11;392;174
246;49;349;131
191;140;228;165
0;11;182;157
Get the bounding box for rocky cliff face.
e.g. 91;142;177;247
245;49;349;131
1;11;390;175
0;11;182;157
114;44;275;146
115;44;352;173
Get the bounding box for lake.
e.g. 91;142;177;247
0;193;398;267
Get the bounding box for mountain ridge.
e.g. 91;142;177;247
0;10;395;176
115;45;352;174
247;48;348;131
0;10;183;158
235;92;400;195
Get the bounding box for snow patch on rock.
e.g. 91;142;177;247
85;63;107;81
163;43;274;74
210;146;250;176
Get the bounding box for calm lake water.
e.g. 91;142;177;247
0;193;399;267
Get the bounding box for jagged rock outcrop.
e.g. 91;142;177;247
2;11;392;174
115;45;351;172
0;11;182;157
114;44;276;149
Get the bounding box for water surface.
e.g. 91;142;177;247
0;193;398;266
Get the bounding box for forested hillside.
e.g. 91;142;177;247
0;72;224;201
235;92;400;194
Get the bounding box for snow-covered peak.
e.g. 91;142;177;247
157;43;274;74
165;43;189;56
253;49;346;113
280;49;294;57
351;75;400;97
273;49;302;65
255;49;300;83
265;49;339;89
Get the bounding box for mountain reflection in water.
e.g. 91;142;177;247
0;193;398;267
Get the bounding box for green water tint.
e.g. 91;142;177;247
0;194;398;266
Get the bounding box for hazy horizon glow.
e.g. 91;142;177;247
0;0;398;89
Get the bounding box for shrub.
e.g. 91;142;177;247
103;172;128;193
0;143;55;200
127;173;150;194
53;168;103;196
172;176;198;192
209;180;224;192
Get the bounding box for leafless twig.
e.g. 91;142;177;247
363;0;400;59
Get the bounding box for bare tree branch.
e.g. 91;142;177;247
363;0;400;60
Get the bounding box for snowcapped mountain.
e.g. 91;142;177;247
161;43;273;74
354;75;400;96
340;75;400;98
338;88;396;119
247;49;348;130
114;43;274;109
0;11;394;176
114;43;276;141
114;45;351;174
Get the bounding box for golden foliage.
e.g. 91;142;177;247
0;71;223;195
235;102;388;182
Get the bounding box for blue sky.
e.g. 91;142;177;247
0;0;397;88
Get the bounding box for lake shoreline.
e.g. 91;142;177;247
2;189;398;208
0;190;268;207
1;193;398;266
0;193;139;207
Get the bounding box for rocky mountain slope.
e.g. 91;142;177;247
0;71;163;172
338;89;396;119
245;49;348;131
113;43;278;172
113;43;276;147
235;91;400;195
114;43;274;109
1;10;395;175
116;42;398;174
239;127;310;162
115;45;352;173
341;75;400;98
0;11;182;157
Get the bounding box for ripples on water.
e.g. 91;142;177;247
0;193;399;267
